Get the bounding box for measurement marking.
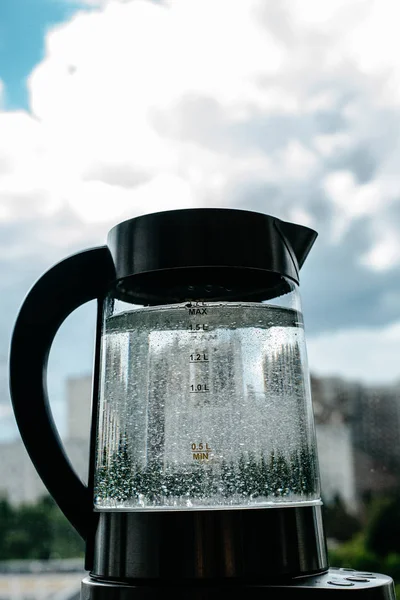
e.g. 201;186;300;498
190;390;210;393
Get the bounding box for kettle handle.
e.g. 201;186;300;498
9;246;115;540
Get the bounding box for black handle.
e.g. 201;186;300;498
9;246;115;540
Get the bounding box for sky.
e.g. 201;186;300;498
2;0;400;440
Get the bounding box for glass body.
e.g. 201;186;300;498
94;278;322;511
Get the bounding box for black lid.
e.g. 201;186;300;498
107;208;317;304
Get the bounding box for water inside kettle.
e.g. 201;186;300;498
94;302;321;511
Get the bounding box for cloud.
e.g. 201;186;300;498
2;0;400;395
307;320;400;386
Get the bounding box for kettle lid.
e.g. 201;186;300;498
107;208;317;303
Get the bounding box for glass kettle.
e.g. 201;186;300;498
9;208;329;586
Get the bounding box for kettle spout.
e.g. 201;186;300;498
276;220;318;270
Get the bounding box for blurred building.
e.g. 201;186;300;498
352;383;400;501
66;376;93;444
0;376;92;505
311;375;400;513
311;376;358;513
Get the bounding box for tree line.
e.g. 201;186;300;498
0;495;84;560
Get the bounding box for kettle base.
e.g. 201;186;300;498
81;569;396;599
88;505;328;580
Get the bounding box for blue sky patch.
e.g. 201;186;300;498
0;0;88;110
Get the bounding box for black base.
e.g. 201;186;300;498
88;505;328;580
81;568;396;600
